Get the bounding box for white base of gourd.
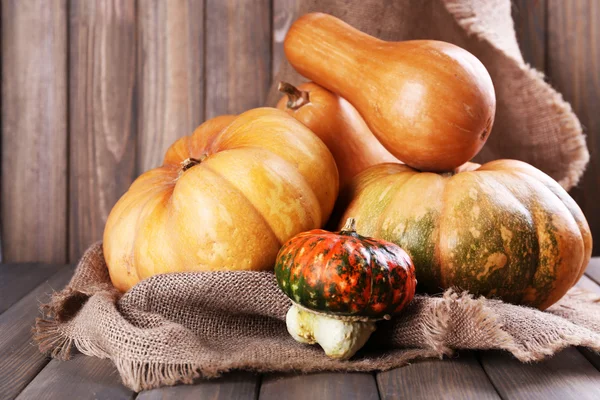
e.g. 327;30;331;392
285;303;377;360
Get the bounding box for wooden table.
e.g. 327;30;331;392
2;261;600;400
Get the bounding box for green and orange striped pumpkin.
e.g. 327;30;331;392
340;160;593;310
275;218;417;319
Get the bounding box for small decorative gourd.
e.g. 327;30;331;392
275;218;417;359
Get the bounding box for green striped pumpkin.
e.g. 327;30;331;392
340;160;592;310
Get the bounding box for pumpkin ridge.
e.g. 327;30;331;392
375;171;419;237
218;144;326;227
511;169;590;286
468;171;538;304
514;171;584;308
198;162;284;247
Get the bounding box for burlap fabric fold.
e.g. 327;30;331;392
36;243;600;391
267;0;588;190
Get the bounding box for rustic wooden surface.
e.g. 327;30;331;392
1;0;68;263
137;0;205;173
0;261;599;399
68;0;137;261
0;264;75;399
205;0;271;119
376;353;500;400
546;0;600;251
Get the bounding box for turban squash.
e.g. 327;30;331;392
104;108;339;292
341;160;592;310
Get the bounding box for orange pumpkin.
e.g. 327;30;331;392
284;13;496;172
104;108;339;292
276;81;398;189
341;160;592;310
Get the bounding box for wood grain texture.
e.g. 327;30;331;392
272;0;300;76
1;0;68;263
137;372;259;400
511;0;546;70
68;0;137;261
577;274;600;294
205;0;271;118
0;265;74;400
585;258;600;285
17;354;134;400
576;270;600;372
260;372;379;400
0;263;65;314
376;353;500;400
547;0;600;256
137;0;204;173
480;348;600;400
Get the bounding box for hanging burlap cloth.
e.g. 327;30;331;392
36;0;598;393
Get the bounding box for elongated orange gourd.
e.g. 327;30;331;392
284;13;496;172
276;81;398;189
104;108;339;292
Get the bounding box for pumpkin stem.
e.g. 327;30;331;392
180;156;205;172
278;81;310;110
341;217;357;234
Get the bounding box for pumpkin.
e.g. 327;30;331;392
284;13;496;172
275;218;416;359
341;160;592;310
104;108;339;292
276;81;398;189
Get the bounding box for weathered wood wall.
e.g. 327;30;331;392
1;0;599;263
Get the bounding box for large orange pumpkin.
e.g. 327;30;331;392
341;160;592;310
104;108;339;292
276;81;398;190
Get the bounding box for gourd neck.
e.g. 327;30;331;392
286;14;378;98
278;82;310;110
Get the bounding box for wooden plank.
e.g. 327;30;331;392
1;0;68;263
585;258;600;285
17;354;133;400
0;265;74;400
574;272;600;372
137;372;258;400
272;0;301;77
260;372;379;400
547;0;600;256
205;0;271;118
0;263;65;314
68;0;137;261
376;353;500;400
511;0;546;71
577;274;600;294
137;0;204;173
480;348;600;400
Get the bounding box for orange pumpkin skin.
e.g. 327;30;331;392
276;82;398;189
341;160;592;310
104;108;339;292
284;13;496;172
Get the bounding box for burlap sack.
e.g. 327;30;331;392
35;0;596;392
267;0;588;190
36;243;600;391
